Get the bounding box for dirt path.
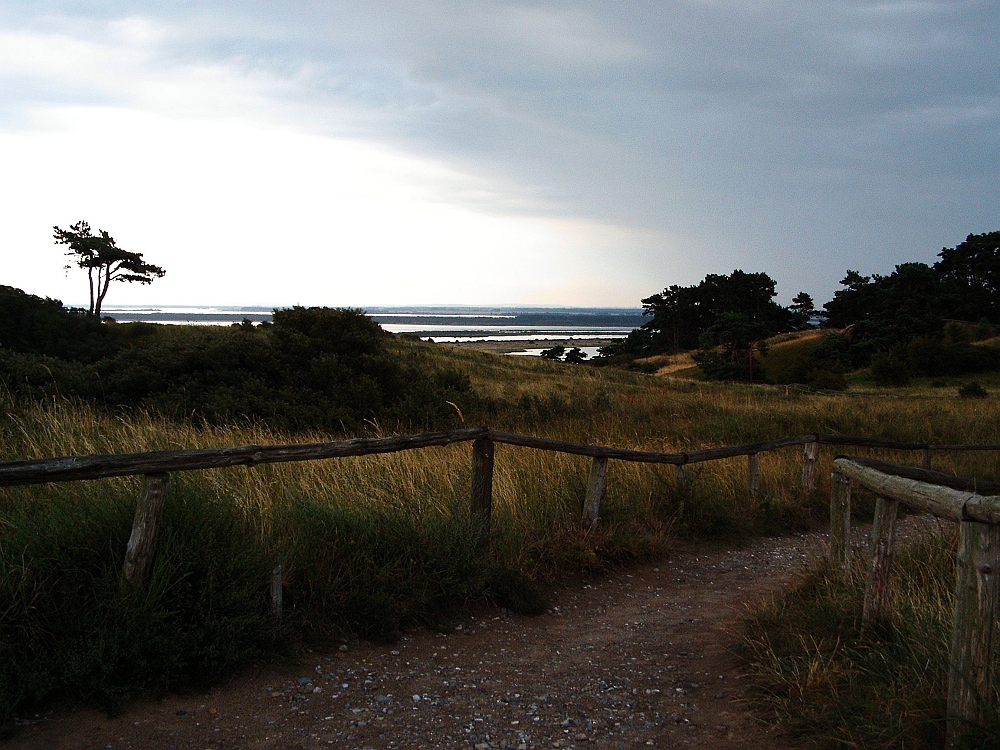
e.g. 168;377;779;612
8;532;827;750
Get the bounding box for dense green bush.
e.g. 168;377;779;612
0;289;477;433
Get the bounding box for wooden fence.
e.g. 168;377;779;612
2;427;1000;744
832;456;1000;748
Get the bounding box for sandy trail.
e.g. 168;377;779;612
8;532;827;750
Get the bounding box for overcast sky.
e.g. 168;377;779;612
1;1;997;308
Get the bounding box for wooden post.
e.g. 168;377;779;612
801;441;819;491
747;453;760;499
583;456;608;528
830;472;852;575
674;463;690;492
271;564;283;618
471;438;495;545
946;521;1000;749
922;448;933;471
861;496;899;635
122;472;170;588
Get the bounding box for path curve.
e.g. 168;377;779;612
9;533;826;749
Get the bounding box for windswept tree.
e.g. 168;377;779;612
54;221;165;317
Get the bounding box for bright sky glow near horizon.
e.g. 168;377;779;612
1;2;997;309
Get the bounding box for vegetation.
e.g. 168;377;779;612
5;261;1000;740
0;286;475;433
600;269;809;361
5;322;1000;723
742;526;1000;748
601;230;1000;388
53;221;165;317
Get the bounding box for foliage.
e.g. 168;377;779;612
53;221;165;317
6;296;1000;724
958;381;988;399
935;231;1000;323
600;270;804;359
743;530;1000;749
0;291;477;433
870;348;912;387
0;286;114;362
540;345;566;360
761;333;849;390
690;313;771;382
821;232;1000;373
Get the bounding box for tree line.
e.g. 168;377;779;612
599;231;1000;385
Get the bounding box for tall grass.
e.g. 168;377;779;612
741;524;1000;749
3;340;1000;721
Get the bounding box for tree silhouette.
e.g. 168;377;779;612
54;221;165;317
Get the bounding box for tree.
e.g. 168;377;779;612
563;347;588;364
788;292;817;329
636;269;792;354
54;221;165;318
540;345;566;360
934;231;1000;322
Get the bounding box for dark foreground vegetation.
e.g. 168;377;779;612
4;279;1000;747
742;526;1000;749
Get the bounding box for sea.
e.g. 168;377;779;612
99;305;644;358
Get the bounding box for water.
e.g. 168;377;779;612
99;305;642;356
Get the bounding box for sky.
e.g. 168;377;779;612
1;1;997;309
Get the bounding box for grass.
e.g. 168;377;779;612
741;523;1000;749
4;337;1000;725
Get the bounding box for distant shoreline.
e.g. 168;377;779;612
97;305;642;357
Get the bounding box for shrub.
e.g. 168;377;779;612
958;381;988;399
870;349;910;386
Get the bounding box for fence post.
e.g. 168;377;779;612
946;521;1000;749
801;441;819;491
922;448;933;471
271;564;283;618
747;453;760;499
471;437;495;546
674;463;690;492
830;472;851;575
861;495;899;635
583;456;608;529
122;472;170;588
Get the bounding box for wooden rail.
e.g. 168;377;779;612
831;457;1000;748
4;430;1000;585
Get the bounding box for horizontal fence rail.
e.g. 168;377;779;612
5;431;999;486
831;457;1000;749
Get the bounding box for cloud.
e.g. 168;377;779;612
1;1;998;305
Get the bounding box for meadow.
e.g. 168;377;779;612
3;335;1000;741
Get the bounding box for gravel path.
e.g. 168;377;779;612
9;532;827;749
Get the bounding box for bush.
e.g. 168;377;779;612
870;350;911;386
0;297;477;434
958;381;988;399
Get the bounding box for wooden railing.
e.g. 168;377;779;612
832;457;1000;748
3;429;999;587
3;427;1000;743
